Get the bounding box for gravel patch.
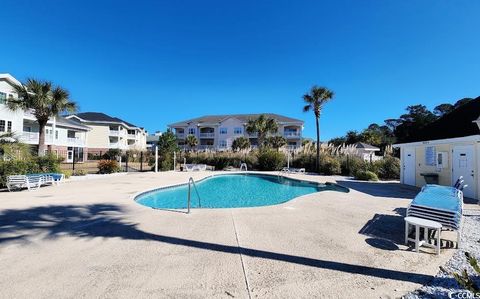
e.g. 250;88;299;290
405;209;480;299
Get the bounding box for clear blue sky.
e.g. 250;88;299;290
1;1;479;140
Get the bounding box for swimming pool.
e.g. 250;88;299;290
135;173;348;209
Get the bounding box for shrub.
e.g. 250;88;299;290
354;170;379;181
0;160;40;187
103;149;122;160
292;153;316;172
375;156;400;180
341;156;367;177
97;160;121;174
257;149;285;171
61;169;73;179
320;155;341;175
73;169;88;176
35;154;63;172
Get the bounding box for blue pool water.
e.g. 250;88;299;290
135;174;348;209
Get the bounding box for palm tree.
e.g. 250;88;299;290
231;136;251;152
303;86;334;173
8;79;77;156
185;134;198;152
245;114;278;148
265;136;287;151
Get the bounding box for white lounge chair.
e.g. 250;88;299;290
6;175;42;191
184;164;207;172
281;167;305;174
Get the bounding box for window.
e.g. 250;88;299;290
0;120;5;132
7;121;12;132
425;146;436;166
188;128;196;135
234;127;243;135
219;128;227;134
55;130;59;139
219;140;227;148
0;92;6;104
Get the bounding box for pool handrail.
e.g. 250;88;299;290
187;177;201;213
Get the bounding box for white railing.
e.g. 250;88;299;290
247;133;258;137
67;137;85;146
199;132;215;138
176;133;185;138
284;132;301;138
21;132;53;143
109;130;120;136
127;134;136;139
109;142;120;148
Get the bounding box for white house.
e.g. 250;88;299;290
1;73;90;162
168;113;304;151
353;142;381;162
394;97;480;200
66;112;147;154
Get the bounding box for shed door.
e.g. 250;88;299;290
452;145;475;199
403;148;416;186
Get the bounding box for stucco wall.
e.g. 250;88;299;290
414;144;452;187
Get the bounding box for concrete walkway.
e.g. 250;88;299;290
0;172;463;298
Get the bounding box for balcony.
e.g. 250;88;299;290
175;133;185;139
21;132;53;144
247;132;258;138
199;132;215;138
127;134;136;139
67;137;85;146
109;130;120;136
284;132;301;138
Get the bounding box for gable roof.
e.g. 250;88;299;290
354;142;380;151
400;97;480;143
169;113;304;127
56;116;90;131
68;112;139;128
0;73;22;87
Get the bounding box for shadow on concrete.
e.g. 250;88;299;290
0;204;455;286
359;208;457;251
359;208;407;247
335;180;419;199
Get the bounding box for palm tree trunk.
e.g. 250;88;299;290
38;120;48;156
315;116;320;173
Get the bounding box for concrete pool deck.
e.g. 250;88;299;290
0;171;472;298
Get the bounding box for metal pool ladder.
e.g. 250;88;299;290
240;163;248;171
187;177;201;214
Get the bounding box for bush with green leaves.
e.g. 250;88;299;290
450;252;480;294
97;160;121;174
354;170;379;181
73;169;88;176
0;160;40;187
374;156;400;180
35;154;63;173
257;149;285;171
185;151;256;170
320;155;341;175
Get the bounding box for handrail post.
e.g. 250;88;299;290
187;178;191;214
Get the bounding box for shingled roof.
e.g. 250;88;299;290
401;97;480;143
169;113;304;127
70;112;138;128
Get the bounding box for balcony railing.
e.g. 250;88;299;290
175;133;185;138
127;134;136;139
247;133;258;138
284;132;301;138
21;132;53;143
109;130;120;136
199;132;215;138
67;137;85;146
